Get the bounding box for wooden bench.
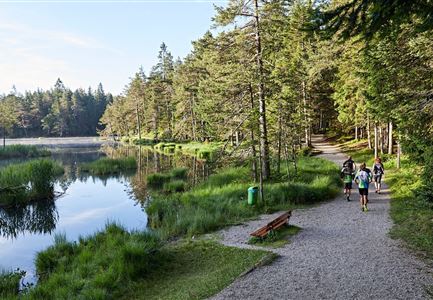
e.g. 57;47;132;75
250;211;292;238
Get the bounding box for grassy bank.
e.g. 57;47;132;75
80;157;137;175
0;159;64;207
338;138;433;258
0;145;50;159
11;223;271;299
148;157;340;238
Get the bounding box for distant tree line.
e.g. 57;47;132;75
0;79;112;138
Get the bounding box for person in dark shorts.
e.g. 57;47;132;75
341;165;354;201
372;157;385;193
355;162;372;212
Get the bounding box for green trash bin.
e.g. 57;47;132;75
248;186;259;205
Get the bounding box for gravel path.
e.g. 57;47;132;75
212;135;433;300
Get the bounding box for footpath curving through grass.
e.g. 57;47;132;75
0;145;50;160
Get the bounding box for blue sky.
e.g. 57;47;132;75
0;0;228;95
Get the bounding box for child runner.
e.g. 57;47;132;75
341;165;354;201
355;162;372;212
372;157;385;193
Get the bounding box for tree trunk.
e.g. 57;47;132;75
374;122;378;158
367;115;372;149
249;85;258;182
254;0;270;180
190;93;197;141
379;126;384;154
302;80;310;147
388;121;393;154
397;138;401;169
355;126;358;140
136;102;142;140
277;98;282;174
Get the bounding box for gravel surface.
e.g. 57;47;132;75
212;135;433;300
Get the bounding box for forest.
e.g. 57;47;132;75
1;0;433;298
0;79;112;138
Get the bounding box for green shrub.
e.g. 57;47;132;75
163;180;186;193
0;159;64;206
29;223;161;299
171;167;188;179
0;269;24;298
80;157;137;175
0;145;50;159
147;173;171;188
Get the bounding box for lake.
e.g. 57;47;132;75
0;145;211;283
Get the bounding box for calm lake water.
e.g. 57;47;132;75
0;146;211;283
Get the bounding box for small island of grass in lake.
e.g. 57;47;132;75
80;157;137;175
0;145;51;160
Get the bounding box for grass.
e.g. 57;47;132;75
0;145;50;160
27;223;161;299
122;240;273;300
153;142;224;161
80;157;137;175
147;157;340;238
18;224;271;300
0;159;64;207
0;269;24;298
147;167;189;191
248;225;302;248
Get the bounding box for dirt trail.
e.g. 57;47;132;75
212;135;433;300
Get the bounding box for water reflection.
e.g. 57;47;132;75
0;200;58;239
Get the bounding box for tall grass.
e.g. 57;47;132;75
28;223;161;299
80;157;137;175
0;159;64;207
148;157;340;238
0;145;50;159
0;269;24;298
147;167;188;190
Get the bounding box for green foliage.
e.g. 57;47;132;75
29;223;161;299
0;159;64;206
146;173;171;188
80;157;137;175
147;157;340;238
163;180;186;193
0;145;50;159
170;167;188;179
0;269;24;298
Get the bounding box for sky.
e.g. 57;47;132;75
0;0;228;95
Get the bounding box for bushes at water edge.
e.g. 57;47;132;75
28;223;161;299
0;145;50;159
0;159;64;207
80;157;137;175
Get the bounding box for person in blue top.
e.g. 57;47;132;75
355;162;372;212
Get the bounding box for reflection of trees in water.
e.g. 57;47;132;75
101;145;214;203
0;200;58;239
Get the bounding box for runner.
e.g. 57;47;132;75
372;157;385;193
341;165;354;201
355;162;372;212
342;156;356;173
341;156;356;201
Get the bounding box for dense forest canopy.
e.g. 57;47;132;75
0;79;112;138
